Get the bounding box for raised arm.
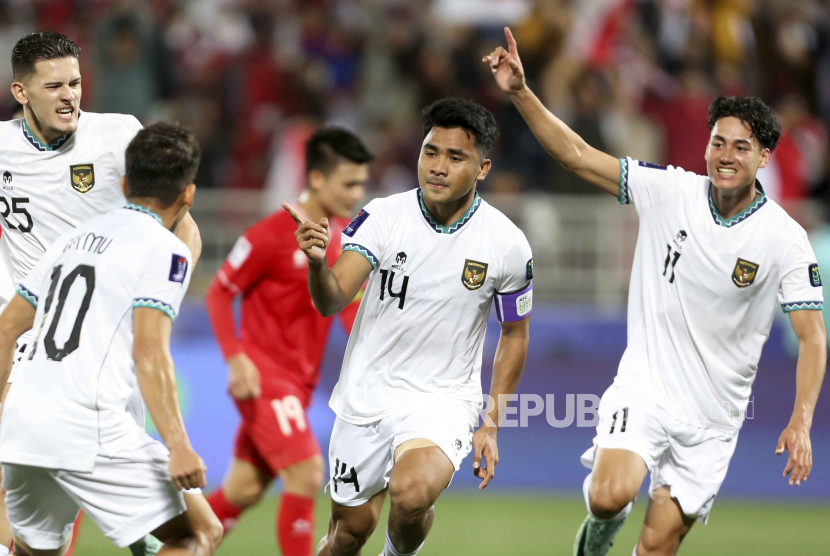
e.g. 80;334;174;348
134;307;206;490
283;203;373;317
483;27;620;197
776;309;826;486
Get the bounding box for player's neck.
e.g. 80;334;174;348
711;180;758;221
127;198;180;230
23;108;63;145
422;187;477;227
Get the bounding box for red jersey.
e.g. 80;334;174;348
206;209;359;404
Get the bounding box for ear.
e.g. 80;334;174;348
757;148;771;169
120;175;127;197
308;169;326;192
10;81;27;106
476;158;492;181
182;182;196;208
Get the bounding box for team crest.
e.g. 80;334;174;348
732;258;759;288
462;259;488;291
70;164;95;193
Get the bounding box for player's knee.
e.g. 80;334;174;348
388;474;433;520
328;523;372;555
588;482;635;519
282;457;325;497
635;538;677;556
194;512;224;553
226;480;266;508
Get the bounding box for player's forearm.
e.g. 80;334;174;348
308;260;348;317
175;212;202;266
135;349;193;451
205;279;243;360
484;326;530;431
789;334;826;429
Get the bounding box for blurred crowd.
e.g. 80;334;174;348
1;0;829;208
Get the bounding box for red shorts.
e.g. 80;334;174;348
233;387;321;476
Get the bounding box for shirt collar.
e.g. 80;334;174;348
417;189;482;234
708;181;768;228
124;202;163;225
21;112;79;152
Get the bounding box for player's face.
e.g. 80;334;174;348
20;57;82;137
317;161;369;218
418;127;490;205
705;116;770;191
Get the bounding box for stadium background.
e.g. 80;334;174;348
3;0;830;553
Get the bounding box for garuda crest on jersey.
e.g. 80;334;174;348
70;164;95;194
732;258;759;288
462;259;488;291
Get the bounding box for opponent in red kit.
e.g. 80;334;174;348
205;127;372;555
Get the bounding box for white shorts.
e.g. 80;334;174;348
7;329;32;383
581;385;739;523
2;434;187;549
327;399;479;507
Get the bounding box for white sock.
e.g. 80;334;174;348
583;473;634;521
383;529;424;556
0;544;10;556
632;547;638;556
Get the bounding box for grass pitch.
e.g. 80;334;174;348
72;492;830;554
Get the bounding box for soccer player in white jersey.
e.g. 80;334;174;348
283;98;533;556
0;123;223;556
0;32;202;555
485;29;826;556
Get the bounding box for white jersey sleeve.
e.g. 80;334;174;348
113;116;143;177
341;199;386;269
494;229;533;322
16;236;66;308
779;227;824;313
132;243;192;322
618;157;695;211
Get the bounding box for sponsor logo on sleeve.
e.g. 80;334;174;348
638;161;667;170
809;263;822;287
526;258;534;280
462;259;488;291
70;164;95;193
169;254;189;283
732;258;759;288
227;236;252;269
344;209;370;237
516;290;533;316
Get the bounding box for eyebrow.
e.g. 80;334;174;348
43;78;81;86
713;134;752;145
423;143;470;157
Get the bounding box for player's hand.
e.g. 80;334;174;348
472;426;499;490
482;27;525;95
776;422;812;486
228;352;261;400
282;202;330;264
169;445;207;491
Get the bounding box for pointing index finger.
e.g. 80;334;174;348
505;27;517;55
281;202;304;226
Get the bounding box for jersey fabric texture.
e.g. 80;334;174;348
0;204;192;473
207;209;358;404
616;157;823;431
0;112;142;291
331;188;533;424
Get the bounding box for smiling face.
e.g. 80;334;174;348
417;126;490;205
13;57;82;140
705;116;770;191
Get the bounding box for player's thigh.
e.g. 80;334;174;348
10;535;72;556
327;417;392;508
388;441;454;512
636;486;695;556
152;493;222;550
278;453;325;497
2;464;78;553
222;457;274;508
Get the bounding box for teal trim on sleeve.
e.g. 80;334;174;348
343;244;378;269
618;158;631;205
133;298;177;321
15;285;37;308
782;301;823;313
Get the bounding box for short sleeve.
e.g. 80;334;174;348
132;244;192;321
341;199;385;269
619;157;688;211
779;231;824;313
114;116;144;177
494;232;533;322
215;228;277;294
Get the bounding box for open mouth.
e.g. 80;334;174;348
717;167;737;176
56;107;74;120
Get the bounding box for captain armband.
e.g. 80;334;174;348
494;282;532;322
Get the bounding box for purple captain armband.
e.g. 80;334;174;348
494;282;533;322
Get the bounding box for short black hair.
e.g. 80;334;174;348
12;31;80;81
306;127;373;176
707;96;781;152
125;123;201;208
422;98;499;156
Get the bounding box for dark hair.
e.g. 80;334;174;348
306;127;374;176
422;98;499;156
12;31;80;80
707;96;781;152
125;122;201;208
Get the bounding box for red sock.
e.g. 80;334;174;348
64;511;83;556
277;492;314;556
207;488;243;536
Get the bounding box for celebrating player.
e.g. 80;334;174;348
485;28;826;556
205;127;372;555
284;97;533;556
0;123;222;556
0;31;202;556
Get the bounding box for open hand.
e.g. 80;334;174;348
776;422;812;486
282;202;330;264
482;27;526;94
472;427;499;490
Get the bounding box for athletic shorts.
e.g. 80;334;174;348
3;433;187;549
327;398;479;507
580;384;739;523
7;329;32;383
233;387;321;475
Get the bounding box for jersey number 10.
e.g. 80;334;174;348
29;264;95;362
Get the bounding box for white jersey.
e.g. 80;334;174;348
0;204;192;472
616;157;823;431
0;112;142;291
330;189;533;424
